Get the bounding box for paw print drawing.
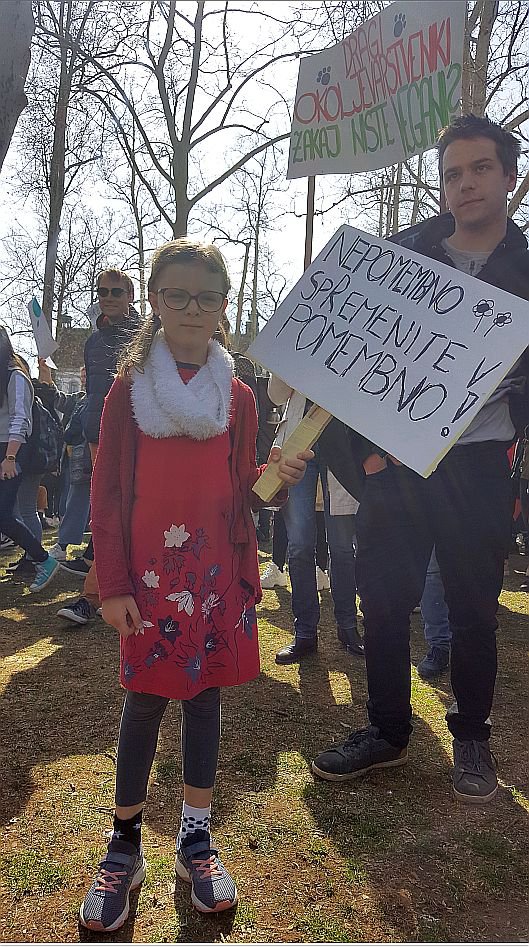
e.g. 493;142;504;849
394;12;406;37
473;299;494;332
317;66;331;86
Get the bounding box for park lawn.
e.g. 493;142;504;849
0;536;528;944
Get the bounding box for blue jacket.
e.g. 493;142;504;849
82;307;139;444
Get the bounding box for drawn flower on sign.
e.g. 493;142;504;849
166;589;194;615
164;523;190;548
484;311;512;337
142;570;160;588
473;299;494;332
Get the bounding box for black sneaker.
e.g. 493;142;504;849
275;637;317;664
60;557;91;577
6;556;36;577
417;646;449;681
312;725;408;782
452;739;498;804
57;597;96;624
79;840;146;932
337;626;364;656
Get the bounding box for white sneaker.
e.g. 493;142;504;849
316;566;330;591
47;542;67;561
260;562;288;589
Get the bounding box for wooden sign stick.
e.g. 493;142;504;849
252;404;333;503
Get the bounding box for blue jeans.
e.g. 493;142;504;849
58;477;91;547
420;548;451;650
282;450;357;640
13;473;42;546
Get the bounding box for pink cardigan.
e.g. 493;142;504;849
91;374;286;602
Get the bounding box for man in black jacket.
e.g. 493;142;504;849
57;268;139;625
313;115;529;804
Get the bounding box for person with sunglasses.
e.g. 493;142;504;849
57;268;140;626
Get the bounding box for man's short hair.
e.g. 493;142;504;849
437;114;520;176
96;268;134;296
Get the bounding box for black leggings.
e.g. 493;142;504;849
115;687;221;807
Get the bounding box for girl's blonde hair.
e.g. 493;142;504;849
117;239;230;378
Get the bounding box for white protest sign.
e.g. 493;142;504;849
28;297;58;360
248;225;529;477
287;0;465;178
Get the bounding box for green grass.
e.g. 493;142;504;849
155;757;180;785
345;856;368;885
2;850;67;898
298;910;355;943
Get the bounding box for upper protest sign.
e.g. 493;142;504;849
248;225;529;477
287;0;465;179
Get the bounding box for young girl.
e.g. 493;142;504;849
0;327;60;591
80;240;310;932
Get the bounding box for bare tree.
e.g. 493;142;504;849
39;0;320;236
0;0;34;173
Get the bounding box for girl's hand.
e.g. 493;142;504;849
1;457;18;480
101;595;144;638
267;446;314;486
38;358;53;386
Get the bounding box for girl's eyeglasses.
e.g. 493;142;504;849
97;287;127;298
159;288;226;313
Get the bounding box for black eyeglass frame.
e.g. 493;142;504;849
158;288;227;313
97;286;128;298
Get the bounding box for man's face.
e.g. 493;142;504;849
442;137;516;232
96;274;133;323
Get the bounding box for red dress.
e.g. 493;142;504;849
121;370;260;700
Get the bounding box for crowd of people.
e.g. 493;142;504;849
0;114;528;933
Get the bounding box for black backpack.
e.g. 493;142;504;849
24;396;62;475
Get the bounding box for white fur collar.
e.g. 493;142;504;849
131;332;234;440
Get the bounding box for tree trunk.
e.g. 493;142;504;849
472;0;497;115
391;162;402;234
41;0;72;328
0;0;34;174
234;241;250;352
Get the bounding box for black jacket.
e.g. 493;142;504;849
82;307;139;444
319;214;529;500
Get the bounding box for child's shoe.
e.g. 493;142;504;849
176;831;237;913
79;840;146;932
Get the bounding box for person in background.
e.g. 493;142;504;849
57;268;139;624
0;327;60;591
416;549;451;681
268;376;363;662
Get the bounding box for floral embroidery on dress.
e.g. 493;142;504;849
166;589;195;615
158;615;182;643
164;523;190;547
126;424;260;697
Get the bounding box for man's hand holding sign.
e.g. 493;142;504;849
249;223;528;500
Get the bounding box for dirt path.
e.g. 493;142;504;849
0;542;528;943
